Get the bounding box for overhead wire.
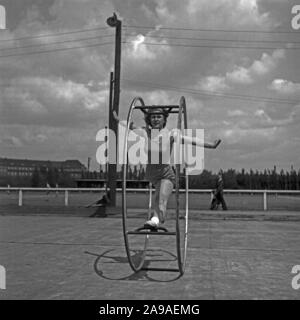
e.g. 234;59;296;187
0;41;113;58
124;24;300;34
0;23;298;107
0;34;114;52
0;26;111;42
122;79;299;105
1;23;298;55
124;33;300;45
122;40;300;50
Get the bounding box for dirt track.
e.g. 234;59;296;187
0;213;299;299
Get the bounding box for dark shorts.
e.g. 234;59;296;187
145;164;176;186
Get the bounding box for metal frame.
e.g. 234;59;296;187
175;96;189;275
121;96;189;275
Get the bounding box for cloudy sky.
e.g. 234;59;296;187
0;0;299;172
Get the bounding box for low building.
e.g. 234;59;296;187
0;157;87;179
75;178;150;188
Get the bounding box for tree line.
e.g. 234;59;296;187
1;165;299;190
90;165;300;190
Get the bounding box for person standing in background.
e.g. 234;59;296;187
210;171;228;210
46;182;51;196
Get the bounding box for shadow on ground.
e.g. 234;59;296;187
85;248;183;282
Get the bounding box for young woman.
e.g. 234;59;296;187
114;107;221;228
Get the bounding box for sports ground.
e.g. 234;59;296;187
0;190;299;300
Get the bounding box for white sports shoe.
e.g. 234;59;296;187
145;216;159;228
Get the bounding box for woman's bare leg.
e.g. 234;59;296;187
152;182;160;220
149;179;173;225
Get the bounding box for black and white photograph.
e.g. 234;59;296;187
0;0;300;303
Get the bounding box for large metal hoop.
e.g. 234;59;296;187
122;97;150;272
175;96;189;275
121;96;189;275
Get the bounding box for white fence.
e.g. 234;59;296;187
1;187;300;211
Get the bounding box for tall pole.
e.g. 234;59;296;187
87;157;91;172
107;13;122;206
105;125;108;194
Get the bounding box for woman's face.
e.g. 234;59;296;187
150;113;165;129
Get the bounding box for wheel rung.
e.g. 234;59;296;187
135;105;179;109
141;267;180;272
127;231;176;236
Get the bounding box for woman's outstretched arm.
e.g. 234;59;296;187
171;129;221;149
186;138;221;149
183;136;221;148
112;111;148;137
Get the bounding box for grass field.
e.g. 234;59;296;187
0;190;300;212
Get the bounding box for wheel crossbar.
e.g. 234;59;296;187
127;231;177;236
141;267;180;272
134;105;179;109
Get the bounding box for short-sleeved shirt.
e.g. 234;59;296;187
144;128;176;186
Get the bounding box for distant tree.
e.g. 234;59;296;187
46;167;55;187
139;166;145;180
236;168;246;189
290;167;297;190
188;170;214;189
200;170;215;188
286;172;290;190
99;168;104;179
278;169;285;189
254;170;260;189
57;172;76;187
127;166;133;180
261;169;268;189
223;169;238;189
31;168;40;187
133;165;138;180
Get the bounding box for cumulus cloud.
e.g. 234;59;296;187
124;33;170;61
121;0;279;90
155;0;177;23
198;76;229;92
251;49;285;75
220;125;282;158
1;131;48;147
226;66;252;84
227;109;247;117
0;0;298;170
1;136;23;147
224;126;278;143
269;79;300;95
186;0;272;29
197;49;286;92
226;49;285;85
0;77;107;126
253;108;294;127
